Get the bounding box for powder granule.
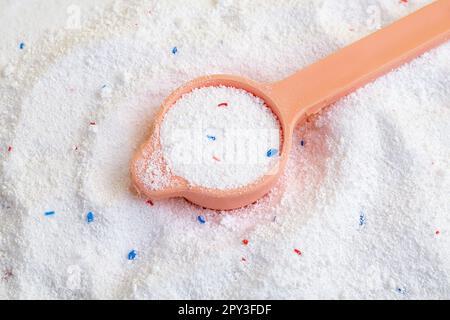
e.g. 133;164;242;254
159;86;281;189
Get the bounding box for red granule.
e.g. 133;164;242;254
146;199;154;206
2;269;13;281
212;155;221;162
241;257;247;262
90;121;96;125
242;239;249;245
294;249;302;256
399;0;408;3
217;102;228;107
436;230;440;235
7;146;12;152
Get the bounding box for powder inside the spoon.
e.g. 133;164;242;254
159;86;281;190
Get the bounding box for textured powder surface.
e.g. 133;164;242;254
1;0;449;299
160;86;280;189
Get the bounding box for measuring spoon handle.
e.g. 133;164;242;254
269;0;450;126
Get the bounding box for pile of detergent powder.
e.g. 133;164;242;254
157;86;281;190
1;0;450;300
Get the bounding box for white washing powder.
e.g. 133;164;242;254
0;0;449;300
159;86;280;189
